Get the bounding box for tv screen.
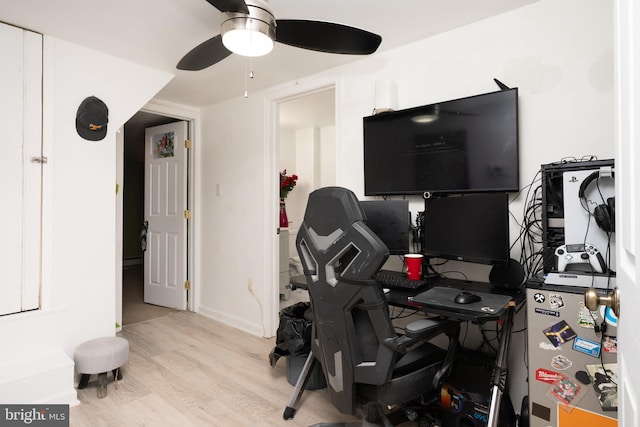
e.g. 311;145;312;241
360;200;410;255
363;88;519;196
422;193;510;266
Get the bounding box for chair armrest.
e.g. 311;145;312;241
383;318;460;354
405;318;459;340
403;318;460;389
382;317;460;390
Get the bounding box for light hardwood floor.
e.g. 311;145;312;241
122;265;178;325
70;310;361;427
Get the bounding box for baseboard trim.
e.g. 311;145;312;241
197;305;265;337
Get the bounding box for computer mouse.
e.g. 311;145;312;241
454;291;482;304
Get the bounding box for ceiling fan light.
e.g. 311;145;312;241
221;2;276;58
222;24;274;57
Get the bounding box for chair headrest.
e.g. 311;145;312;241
303;187;366;236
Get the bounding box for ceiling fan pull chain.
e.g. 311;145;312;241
244;60;249;98
244;57;256;98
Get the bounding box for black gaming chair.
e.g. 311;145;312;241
283;187;460;425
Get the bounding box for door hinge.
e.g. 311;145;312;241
184;280;191;290
184;210;191;219
185;139;192;149
31;156;48;164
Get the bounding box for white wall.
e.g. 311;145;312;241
283;125;337;258
198;0;614;333
195;0;614;413
198;95;273;335
282;126;336;241
0;36;172;403
292;127;319;225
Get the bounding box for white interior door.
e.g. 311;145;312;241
615;0;639;424
144;121;189;309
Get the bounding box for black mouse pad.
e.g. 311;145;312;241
410;286;513;314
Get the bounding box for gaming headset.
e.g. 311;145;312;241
578;170;615;233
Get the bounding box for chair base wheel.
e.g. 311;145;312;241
283;406;296;420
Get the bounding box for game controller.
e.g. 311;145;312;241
555;243;607;273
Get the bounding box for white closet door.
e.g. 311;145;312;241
0;23;42;315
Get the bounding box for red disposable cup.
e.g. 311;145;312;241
405;254;424;280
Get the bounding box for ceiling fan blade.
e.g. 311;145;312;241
275;20;381;55
177;34;233;71
205;0;249;14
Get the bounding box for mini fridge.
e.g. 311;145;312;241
526;283;617;427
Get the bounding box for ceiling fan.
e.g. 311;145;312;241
177;0;383;71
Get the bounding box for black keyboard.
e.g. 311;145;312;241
374;269;428;292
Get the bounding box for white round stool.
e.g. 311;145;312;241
74;337;129;398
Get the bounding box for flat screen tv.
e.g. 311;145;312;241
360;200;410;255
422;193;510;266
363;88;519;196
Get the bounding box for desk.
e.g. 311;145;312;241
290;274;525;427
397;278;524;427
386;277;524;322
291;274;524;322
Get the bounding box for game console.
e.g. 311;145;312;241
562;166;616;271
555;243;607;273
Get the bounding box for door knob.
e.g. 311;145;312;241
584;287;620;318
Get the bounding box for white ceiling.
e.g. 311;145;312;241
1;0;537;108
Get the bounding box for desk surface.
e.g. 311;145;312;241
290;274;525;323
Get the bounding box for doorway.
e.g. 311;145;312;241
118;109;196;326
276;87;336;311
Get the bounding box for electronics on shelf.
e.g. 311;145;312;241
540;159;616;288
540;159;616;274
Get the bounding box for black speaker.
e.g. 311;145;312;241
489;259;525;289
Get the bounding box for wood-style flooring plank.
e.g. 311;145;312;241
70;311;359;426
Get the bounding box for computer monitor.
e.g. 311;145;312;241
422;193;510;266
363;88;519;196
360;200;410;255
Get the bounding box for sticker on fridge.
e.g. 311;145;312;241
543;320;577;347
573;337;602;358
